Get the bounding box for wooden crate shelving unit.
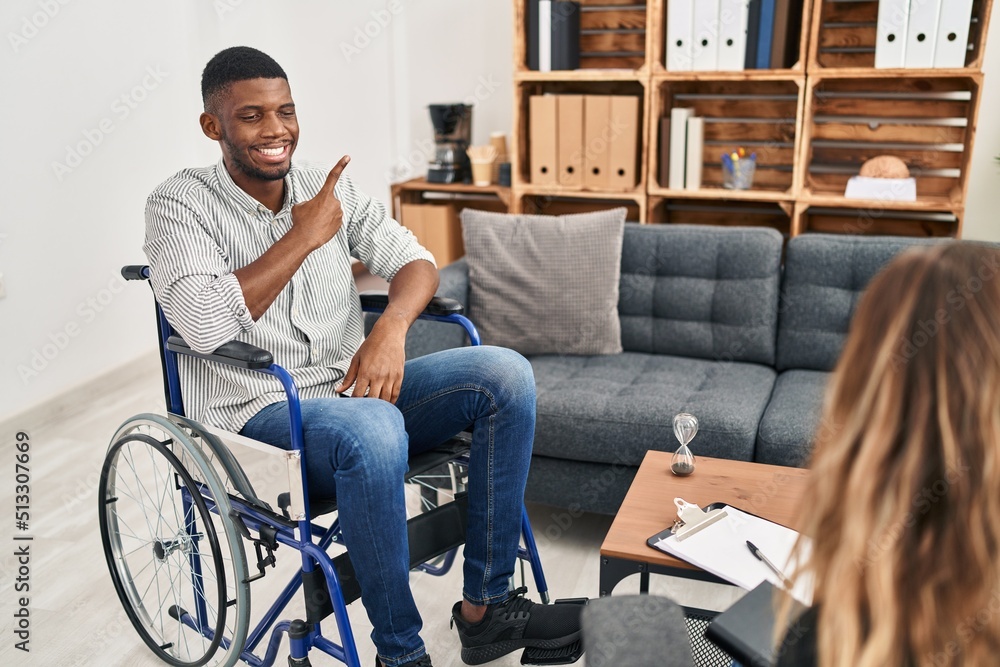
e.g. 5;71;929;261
510;0;992;238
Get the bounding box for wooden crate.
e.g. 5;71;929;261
798;204;959;237
514;0;650;72
801;75;981;209
649;197;793;235
513;78;649;189
808;0;993;70
649;76;804;193
651;0;812;73
518;192;645;221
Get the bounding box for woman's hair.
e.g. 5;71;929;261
785;242;1000;666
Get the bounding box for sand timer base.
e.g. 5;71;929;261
670;460;695;476
670;443;695;476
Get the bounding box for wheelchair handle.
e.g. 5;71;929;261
122;265;150;281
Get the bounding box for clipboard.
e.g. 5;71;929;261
646;502;813;604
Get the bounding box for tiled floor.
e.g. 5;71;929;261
0;351;740;667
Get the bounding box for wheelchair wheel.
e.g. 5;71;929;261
405;460;468;517
100;415;250;667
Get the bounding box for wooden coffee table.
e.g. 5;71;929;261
600;450;810;596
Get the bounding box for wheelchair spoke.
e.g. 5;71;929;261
122;447;165;542
113;513;153;546
123;554;158;594
120;540;156;561
147;439;167;540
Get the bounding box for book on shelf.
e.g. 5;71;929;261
745;0;762;68
665;109;704;190
692;0;721;70
770;0;790;69
685;117;705;190
659;116;671;187
668;107;694;189
527;0;580;71
666;0;695;71
904;0;943;68
875;0;974;69
876;0;910;68
754;0;776;69
934;0;974;67
663;0;804;72
718;0;751;71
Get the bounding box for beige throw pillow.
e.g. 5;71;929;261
461;208;626;356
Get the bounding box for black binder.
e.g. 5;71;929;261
551;1;580;71
706;581;807;667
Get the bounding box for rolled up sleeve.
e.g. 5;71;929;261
144;193;255;354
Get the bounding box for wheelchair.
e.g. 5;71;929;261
99;265;583;667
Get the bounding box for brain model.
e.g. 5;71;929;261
859;155;910;179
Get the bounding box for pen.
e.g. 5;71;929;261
746;540;792;588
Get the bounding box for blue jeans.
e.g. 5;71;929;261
240;346;536;666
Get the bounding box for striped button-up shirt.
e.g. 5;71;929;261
144;159;435;432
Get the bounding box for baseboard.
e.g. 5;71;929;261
0;349;161;437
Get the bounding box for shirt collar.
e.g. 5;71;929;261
214;158;295;216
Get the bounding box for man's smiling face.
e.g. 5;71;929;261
206;77;298;182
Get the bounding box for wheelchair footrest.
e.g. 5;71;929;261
521;640;584;665
520;598;588;665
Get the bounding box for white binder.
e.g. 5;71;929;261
905;0;943;68
933;0;974;68
539;0;552;72
667;0;695;71
685;117;705;190
875;0;909;68
669;107;694;189
717;0;749;71
692;0;721;70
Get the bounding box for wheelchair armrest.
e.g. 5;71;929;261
359;290;464;317
121;265;150;281
166;335;274;370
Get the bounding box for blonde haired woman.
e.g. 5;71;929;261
777;242;1000;666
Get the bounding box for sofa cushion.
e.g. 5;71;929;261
618;224;783;366
529;352;776;466
461;208;626;355
755;370;830;467
776;234;944;372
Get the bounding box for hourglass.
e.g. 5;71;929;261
671;413;698;476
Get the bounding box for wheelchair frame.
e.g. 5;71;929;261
100;265;549;667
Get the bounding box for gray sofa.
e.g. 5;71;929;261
398;224;942;515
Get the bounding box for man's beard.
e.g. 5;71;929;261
222;133;290;181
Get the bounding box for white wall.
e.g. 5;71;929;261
961;19;1000;242
0;0;512;423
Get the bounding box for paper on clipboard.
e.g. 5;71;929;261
653;506;814;605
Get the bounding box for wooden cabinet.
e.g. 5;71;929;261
510;0;993;238
390;179;510;266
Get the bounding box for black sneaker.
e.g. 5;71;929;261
450;587;582;665
375;653;433;667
